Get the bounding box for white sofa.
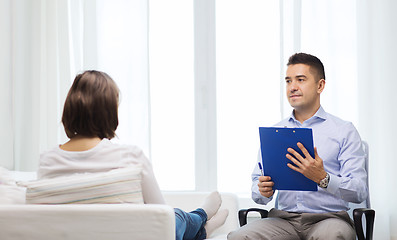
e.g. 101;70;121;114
0;204;175;240
0;171;239;240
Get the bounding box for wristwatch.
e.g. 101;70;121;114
318;172;330;188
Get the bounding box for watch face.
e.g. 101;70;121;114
319;173;329;188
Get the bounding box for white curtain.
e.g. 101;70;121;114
357;0;397;239
0;0;149;171
0;0;72;171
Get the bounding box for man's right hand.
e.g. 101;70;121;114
258;176;274;198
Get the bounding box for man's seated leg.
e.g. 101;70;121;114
227;217;300;240
306;217;355;240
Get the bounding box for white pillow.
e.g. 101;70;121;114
0;167;26;204
18;167;143;204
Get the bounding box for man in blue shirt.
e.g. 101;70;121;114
228;53;368;240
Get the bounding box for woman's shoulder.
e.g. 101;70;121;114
38;139;152;179
39;145;64;162
101;140;151;166
102;139;145;155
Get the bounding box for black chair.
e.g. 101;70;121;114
238;141;375;240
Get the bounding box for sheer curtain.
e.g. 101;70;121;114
0;0;72;171
0;0;150;171
357;1;397;239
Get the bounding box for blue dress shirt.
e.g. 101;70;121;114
252;106;368;213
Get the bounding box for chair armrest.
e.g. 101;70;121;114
238;208;268;227
353;208;375;240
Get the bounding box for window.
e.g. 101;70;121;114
216;0;281;194
149;0;195;190
149;0;282;194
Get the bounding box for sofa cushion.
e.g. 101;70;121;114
18;167;143;204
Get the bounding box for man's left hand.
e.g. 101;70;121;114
286;142;327;184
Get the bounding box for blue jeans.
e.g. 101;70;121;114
174;208;207;240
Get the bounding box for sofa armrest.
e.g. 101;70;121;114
0;204;175;240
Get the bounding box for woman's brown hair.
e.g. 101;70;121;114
62;70;119;139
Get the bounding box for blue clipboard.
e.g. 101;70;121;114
259;127;318;191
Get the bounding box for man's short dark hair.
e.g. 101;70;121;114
62;70;119;139
287;53;325;81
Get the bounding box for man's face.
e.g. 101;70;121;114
285;64;324;111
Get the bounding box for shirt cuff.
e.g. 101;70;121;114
325;173;341;195
252;191;273;205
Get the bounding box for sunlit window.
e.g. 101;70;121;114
216;0;281;195
148;0;281;193
149;0;195;190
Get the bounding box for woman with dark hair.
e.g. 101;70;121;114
37;70;228;240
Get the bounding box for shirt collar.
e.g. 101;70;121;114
288;106;327;124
